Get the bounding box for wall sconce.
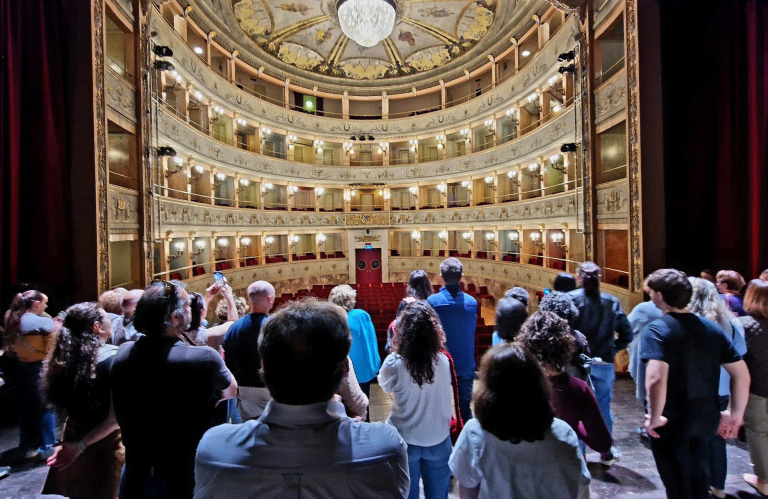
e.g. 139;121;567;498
168;241;185;262
505;108;516;118
437;182;447;195
262;182;274;192
191;239;205;257
408;186;419;199
193;90;203;100
530;231;544;247
350;189;357;197
317;233;327;244
287;135;297;148
508;230;520;243
316;187;324;197
189;164;205;181
383;188;391;200
377;142;389;154
549;154;566;173
462;232;474;246
507;170;519;184
165;156;184;178
460;180;472;193
485;176;496;191
288;185;299;196
485;232;497;247
314;139;323;153
213;172;227;187
238;178;250;191
411;230;420;241
551;231;568;251
218;238;229;247
409;139;418;152
265;236;275;246
240;237;251;246
212;105;224;116
344;142;355;154
439;230;448;244
484;119;495;133
260;126;271;136
548;74;562;86
527;93;538;104
343;190;351;202
236;118;247;127
460;128;471;142
289;235;300;249
435;135;445;148
523;162;542;178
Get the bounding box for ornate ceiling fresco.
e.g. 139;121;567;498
232;0;496;79
185;0;547;90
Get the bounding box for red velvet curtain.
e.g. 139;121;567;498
1;0;79;309
662;0;768;279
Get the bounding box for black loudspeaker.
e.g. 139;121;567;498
366;229;370;235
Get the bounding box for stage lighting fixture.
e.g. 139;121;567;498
558;64;576;75
153;46;174;57
154;60;175;72
350;136;357;141
368;135;375;141
557;51;575;62
560;143;577;153
358;135;366;141
157;146;177;157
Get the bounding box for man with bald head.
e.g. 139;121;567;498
223;280;276;420
111;288;146;345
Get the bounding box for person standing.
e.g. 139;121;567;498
379;301;453;499
428;257;478;422
194;300;409;499
2;290;60;460
627;278;664;407
222;280;275;421
491;297;527;346
111;281;237;499
329;285;381;403
716;270;747;316
110;289;144;346
738;279;768;495
641;269;750;499
41;303;124;499
568;262;632;438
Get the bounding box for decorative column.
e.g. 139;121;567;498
283;78;291;109
381;91;388;119
342;91;349;120
206;31;215;67
160;157;169;196
228;50;238;82
488;55;496;87
234;233;242;268
234;174;241;208
209;168;217;205
515;165;523;200
439;80;446;110
493;226;500;261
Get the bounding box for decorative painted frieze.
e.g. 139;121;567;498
595;70;626;125
106;68;136;124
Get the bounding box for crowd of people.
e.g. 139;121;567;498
0;257;766;499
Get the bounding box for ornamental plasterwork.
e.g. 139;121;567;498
389;256;631;310
108;187;140;232
106;69;136;124
593;0;623;30
157;106;576;184
625;0;643;293
182;259;350;295
156;191;580;233
595;70;626;125
113;0;134;21
151;16;578;139
596;180;629;222
94;0;109;294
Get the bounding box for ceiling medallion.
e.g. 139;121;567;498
336;0;397;47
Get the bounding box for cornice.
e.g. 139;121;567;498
154;190;581;235
157;105;577;185
151;14;579;136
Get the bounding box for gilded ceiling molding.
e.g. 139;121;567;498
625;0;642;293
95;0;110;294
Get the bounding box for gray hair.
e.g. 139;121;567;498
329;284;357;312
688;277;733;330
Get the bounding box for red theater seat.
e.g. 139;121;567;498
169;272;182;281
193;266;206;276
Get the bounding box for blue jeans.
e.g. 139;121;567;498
590;362;615;435
407;436;452;499
709;395;730;490
456;374;474;422
227;398;242;424
16;360;56;451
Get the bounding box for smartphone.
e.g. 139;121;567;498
543;288;551;295
213;271;224;285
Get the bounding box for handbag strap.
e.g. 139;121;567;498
442;349;464;428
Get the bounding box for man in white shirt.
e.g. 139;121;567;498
194;300;410;499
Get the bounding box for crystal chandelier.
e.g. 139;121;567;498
336;0;397;48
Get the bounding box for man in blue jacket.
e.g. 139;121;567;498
428;257;478;422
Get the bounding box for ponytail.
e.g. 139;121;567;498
3;290;44;349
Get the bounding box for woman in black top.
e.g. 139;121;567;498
41;302;123;499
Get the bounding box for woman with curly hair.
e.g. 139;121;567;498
378;300;453;499
518;311;617;467
688;277;747;498
41;302;124;499
449;342;590;498
538;291;592;385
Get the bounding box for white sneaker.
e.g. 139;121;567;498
38;446;55;460
598;446;622;466
710;487;726;498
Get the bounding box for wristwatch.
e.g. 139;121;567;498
76;440;87;453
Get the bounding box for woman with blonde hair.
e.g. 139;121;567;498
688;278;747;498
739;280;768;495
329;285;380;406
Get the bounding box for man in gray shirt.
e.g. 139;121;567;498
110;289;144;345
194;299;409;499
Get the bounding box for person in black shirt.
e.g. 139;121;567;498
41;302;123;499
641;269;750;499
222;280;275;420
111;281;237;499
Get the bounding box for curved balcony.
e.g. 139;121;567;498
150;13;579;137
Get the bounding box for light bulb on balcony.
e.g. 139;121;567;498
194;91;202;100
508;170;517;178
215;173;226;180
527;93;537;103
411;231;420;241
509;231;520;242
265;236;274;245
316;187;324;196
241;237;251;246
461;180;470;188
485;232;495;241
240;179;250;186
437;183;446;193
194;47;204;55
550;154;561;163
551;232;564;243
218;238;229;247
484;119;493;127
409;186;418;195
195;240;206;249
171;70;178;78
529;162;539;171
530;232;541;242
318;233;326;242
485;176;494;184
462;232;472;241
195;165;204;173
552;104;561;112
439;230;448;241
506;108;515;117
174;242;184;251
291;235;300;243
521;50;531;57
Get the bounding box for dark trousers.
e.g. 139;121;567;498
650;414;718;499
708;396;730;490
16;360;56;451
119;452;195;499
359;381;371;422
456;374;474;422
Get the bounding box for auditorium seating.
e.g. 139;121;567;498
192;266;206;276
169;272;182;280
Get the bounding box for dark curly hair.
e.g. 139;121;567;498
517;311;574;373
538;292;579;326
474;342;554;443
405;269;433;301
41;303;105;413
392;300;446;387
